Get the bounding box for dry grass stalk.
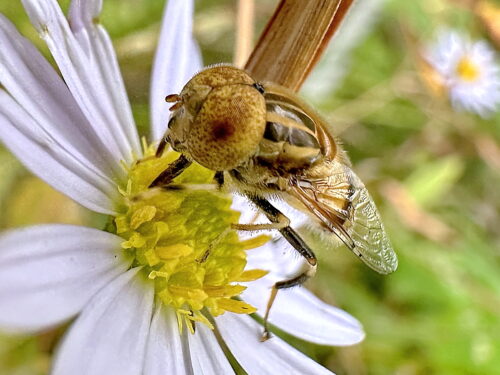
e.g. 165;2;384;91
245;0;354;91
234;0;255;68
380;180;455;244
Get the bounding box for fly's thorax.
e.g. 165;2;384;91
253;84;325;172
165;65;267;171
226;80;341;194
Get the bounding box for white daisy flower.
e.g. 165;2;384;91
0;0;364;374
426;29;500;117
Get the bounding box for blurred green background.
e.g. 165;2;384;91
0;0;499;374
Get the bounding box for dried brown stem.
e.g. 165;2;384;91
245;0;354;91
380;180;455;244
474;1;500;48
234;0;255;68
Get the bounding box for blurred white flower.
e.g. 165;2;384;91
0;0;364;374
426;30;500;117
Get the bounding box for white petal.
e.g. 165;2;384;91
217;314;335;375
244;239;364;346
242;276;364;346
150;0;202;142
144;305;193;375
52;268;154;375
231;193;261;227
188;323;234;375
67;0;103;36
0;225;130;333
0;15;123;183
68;0;141;156
22;0;141;165
0;91;118;214
246;236;308;278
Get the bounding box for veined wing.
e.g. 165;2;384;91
289;161;398;274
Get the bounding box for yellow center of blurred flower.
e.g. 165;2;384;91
456;57;480;82
112;142;268;332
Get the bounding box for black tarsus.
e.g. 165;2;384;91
149;154;192;188
214;171;224;189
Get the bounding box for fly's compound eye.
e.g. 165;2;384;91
187;83;267;171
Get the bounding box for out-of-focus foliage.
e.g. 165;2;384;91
0;0;499;374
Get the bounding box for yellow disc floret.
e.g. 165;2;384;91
456;56;481;82
113;141;268;332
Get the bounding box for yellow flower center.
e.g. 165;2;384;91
112;141;268;332
456;57;481;82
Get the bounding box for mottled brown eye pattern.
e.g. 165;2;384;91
186;82;267;171
211;119;236;140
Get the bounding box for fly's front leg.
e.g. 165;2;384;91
164;171;224;191
214;171;224;189
237;195;317;341
157;170;225;192
155;135;169;158
149;154;192;188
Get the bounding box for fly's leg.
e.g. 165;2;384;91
195;221;287;266
155;170;224;193
149;154;192;188
160;184;220;191
260;266;315;341
237;195;317;341
152;170;224;192
150;132;222;189
196;227;231;264
149;162;227;263
155;136;169;158
214;171;225;189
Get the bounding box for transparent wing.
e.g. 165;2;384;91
289;161;398;274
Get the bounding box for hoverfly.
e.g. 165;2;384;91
152;65;398;339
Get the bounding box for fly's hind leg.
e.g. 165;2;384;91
261;263;316;341
236;195;317;341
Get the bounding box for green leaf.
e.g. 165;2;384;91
405;155;465;207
